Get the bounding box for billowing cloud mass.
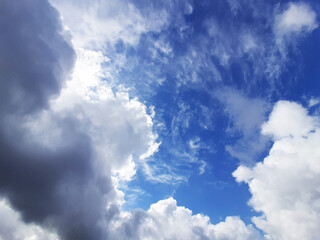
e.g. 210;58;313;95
0;0;157;239
0;1;110;239
234;101;320;240
108;198;262;240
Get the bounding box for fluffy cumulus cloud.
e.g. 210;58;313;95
109;198;262;240
233;101;320;240
261;101;316;139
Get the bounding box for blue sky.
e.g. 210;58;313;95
1;0;320;239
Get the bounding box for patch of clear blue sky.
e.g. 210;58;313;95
116;0;320;224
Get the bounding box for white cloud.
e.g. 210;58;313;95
0;199;59;240
18;47;160;209
275;2;318;38
50;0;169;49
261;100;316;139
233;100;320;240
267;3;318;80
68;51;159;180
109;197;262;240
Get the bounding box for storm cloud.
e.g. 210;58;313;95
0;0;112;239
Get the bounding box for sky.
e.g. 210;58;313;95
0;0;320;239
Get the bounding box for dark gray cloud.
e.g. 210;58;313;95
0;0;74;115
0;0;115;239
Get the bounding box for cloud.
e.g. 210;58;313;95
0;1;159;239
308;97;320;108
216;87;270;164
266;2;318;79
0;199;59;240
233;101;320;240
274;2;318;38
50;0;170;49
54;47;160;182
109;197;262;240
0;0;75;115
261;100;316;139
